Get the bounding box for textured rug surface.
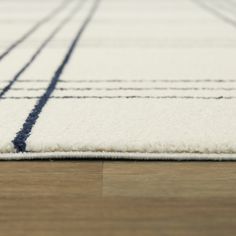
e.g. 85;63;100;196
0;0;236;160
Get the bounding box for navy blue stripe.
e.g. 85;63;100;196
1;79;236;83
0;0;70;61
0;0;84;98
3;87;236;91
13;0;101;153
1;95;233;100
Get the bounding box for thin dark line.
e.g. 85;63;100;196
191;0;236;28
1;79;236;83
3;43;236;50
0;0;85;98
13;0;101;153
4;87;236;91
1;95;235;100
57;79;236;83
0;0;72;61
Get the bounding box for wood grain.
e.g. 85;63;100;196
0;161;236;236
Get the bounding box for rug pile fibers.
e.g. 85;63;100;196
0;0;236;160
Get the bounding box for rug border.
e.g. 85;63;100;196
0;151;236;160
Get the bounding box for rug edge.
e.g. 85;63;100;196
0;151;236;160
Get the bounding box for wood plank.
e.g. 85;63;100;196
103;162;236;197
0;161;236;236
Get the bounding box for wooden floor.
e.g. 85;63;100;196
0;161;236;236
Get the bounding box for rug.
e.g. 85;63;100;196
0;0;236;160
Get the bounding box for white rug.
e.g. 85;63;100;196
0;0;236;160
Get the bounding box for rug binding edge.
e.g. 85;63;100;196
0;151;236;160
